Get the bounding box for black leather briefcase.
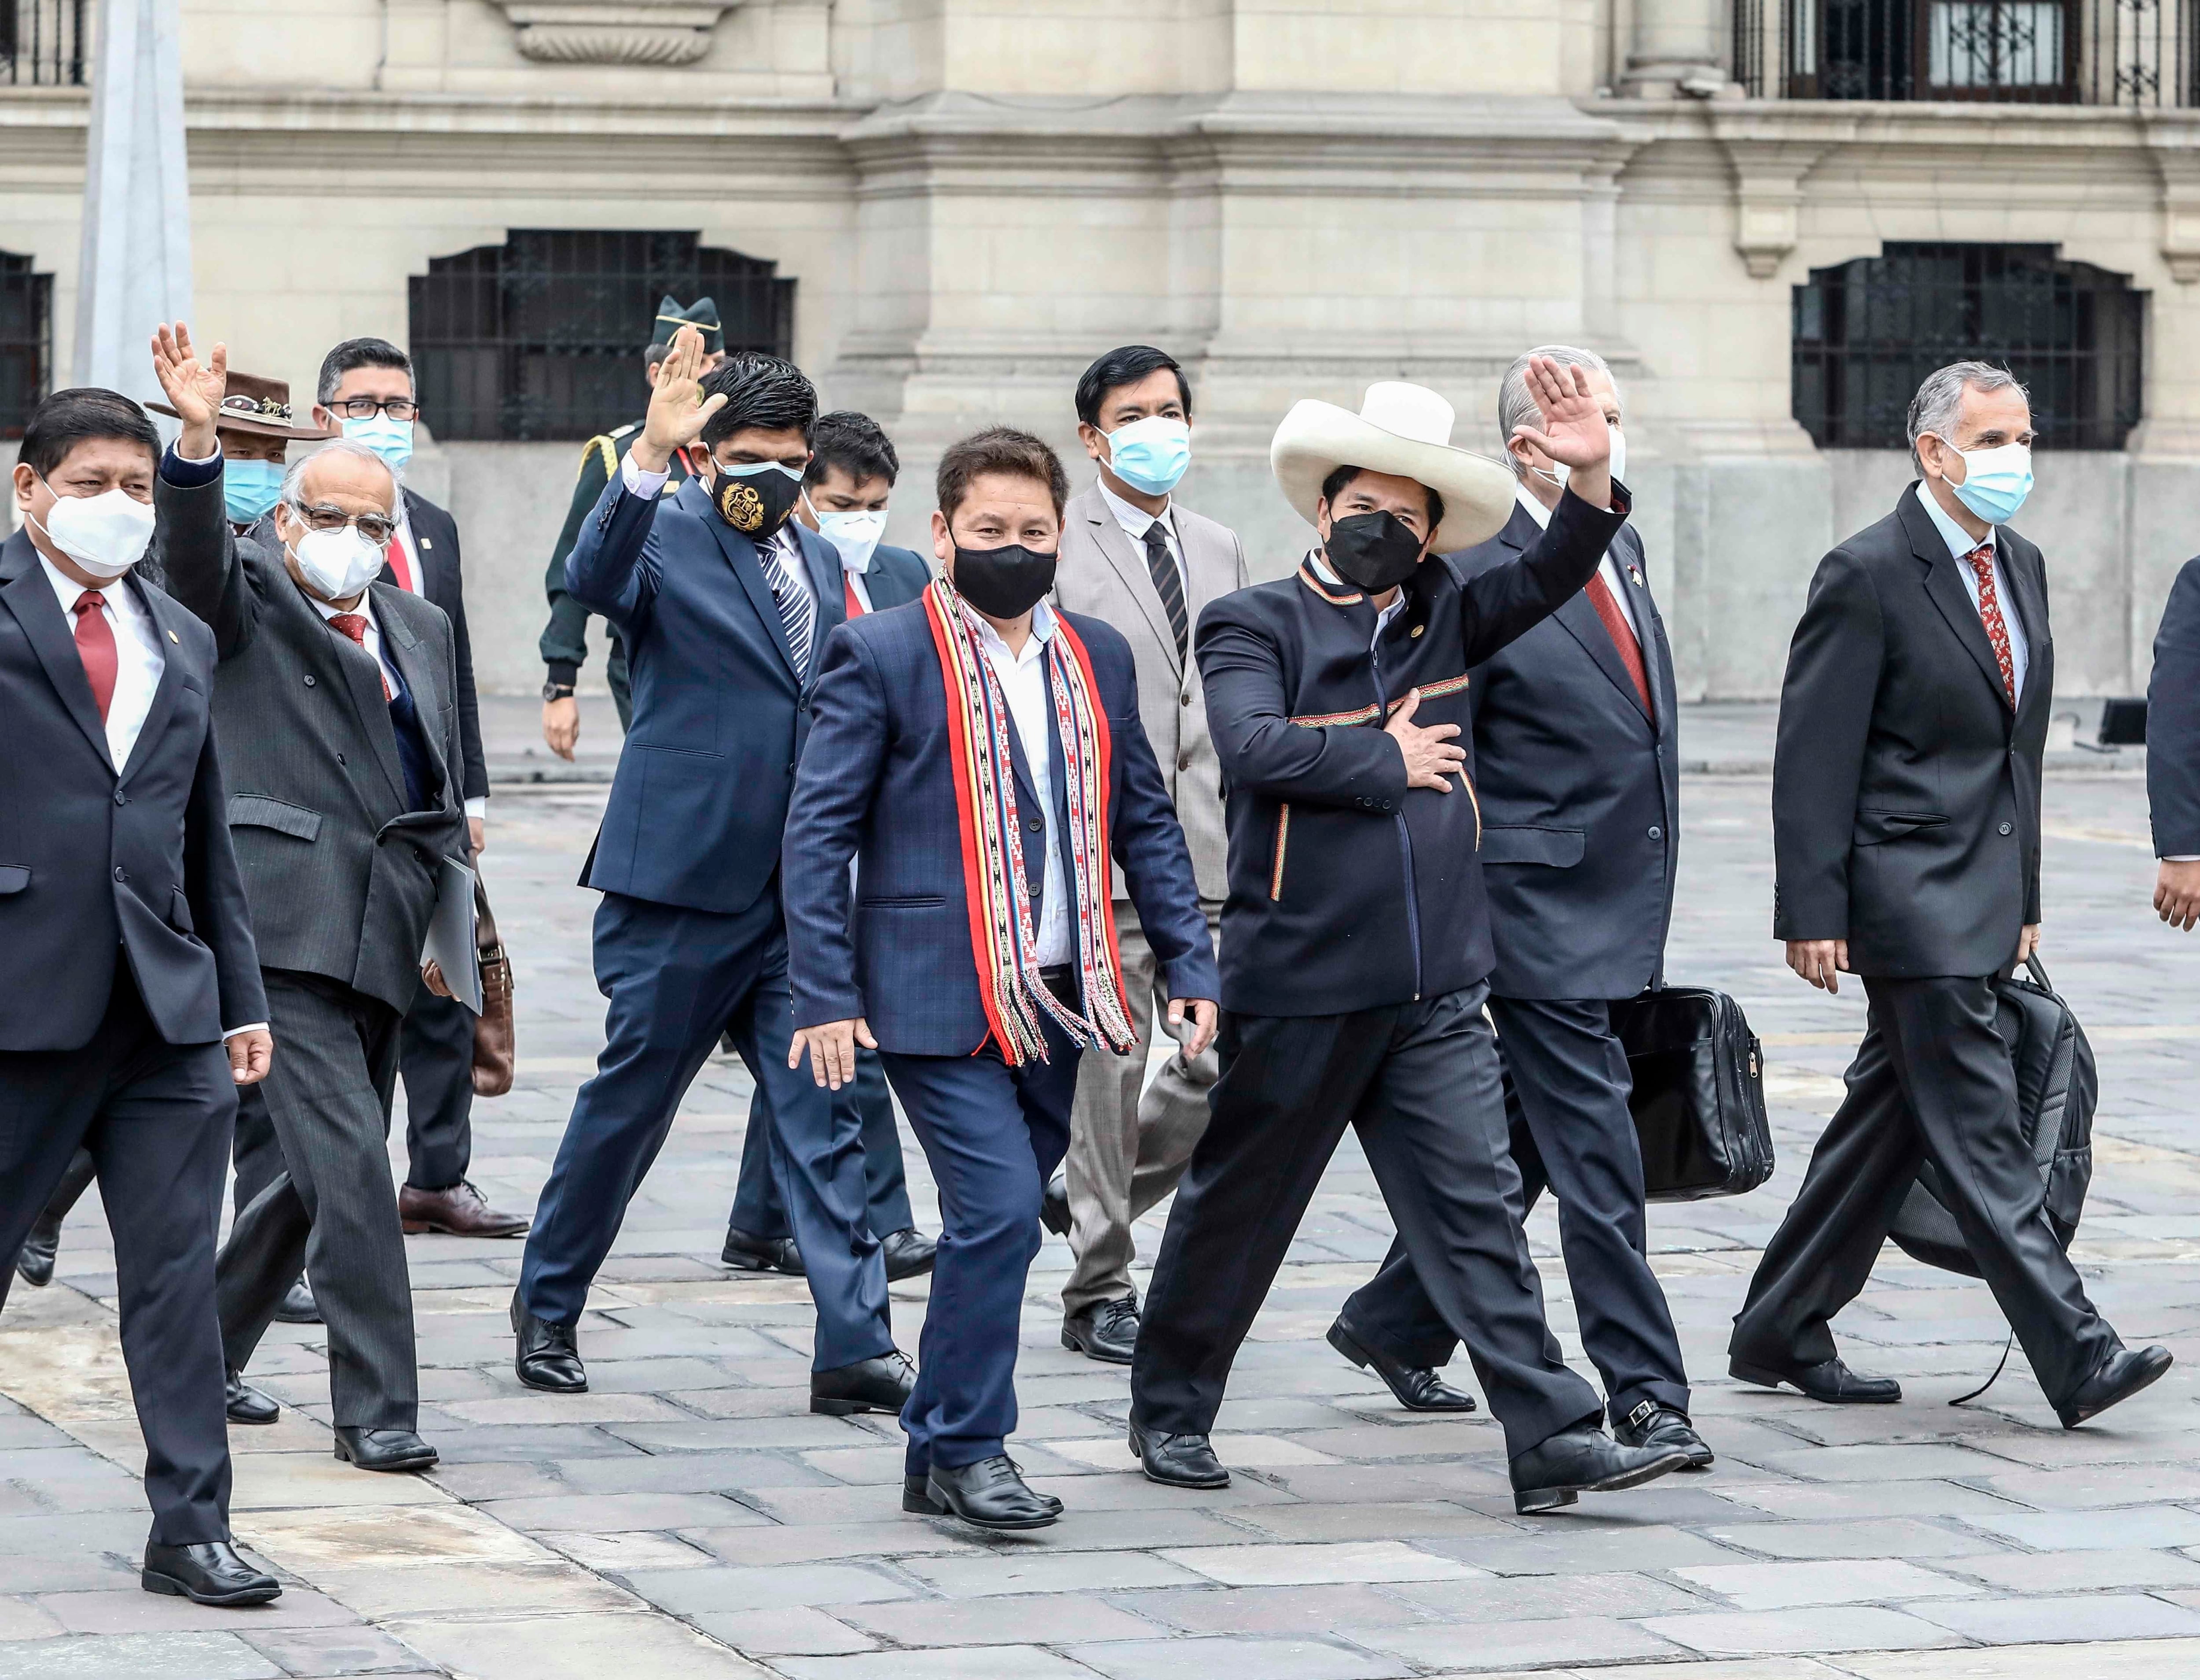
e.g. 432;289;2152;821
1888;955;2095;1278
1611;986;1776;1202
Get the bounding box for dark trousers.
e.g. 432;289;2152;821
1132;985;1602;1458
0;972;235;1544
1732;974;2118;1406
216;970;417;1430
881;1006;1081;1473
518;888;892;1370
1341;993;1691;1425
730;1047;914;1243
399;980;476;1190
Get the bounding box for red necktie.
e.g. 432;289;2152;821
72;592;118;725
1583;570;1651;712
328;613;392;701
844;574;865;618
384;534;415;593
1964;542;2017;706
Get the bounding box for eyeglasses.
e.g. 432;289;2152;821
326;397;421;423
289;501;398;545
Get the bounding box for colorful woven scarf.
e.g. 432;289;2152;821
922;576;1136;1066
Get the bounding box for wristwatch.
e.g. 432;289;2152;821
542;680;576;702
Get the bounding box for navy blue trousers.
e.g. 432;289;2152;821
519;888;893;1371
730;1047;914;1242
881;1014;1081;1472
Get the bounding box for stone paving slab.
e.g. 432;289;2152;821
6;773;2200;1678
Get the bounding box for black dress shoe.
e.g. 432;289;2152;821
721;1227;806;1275
811;1350;915;1416
1128;1421;1230;1489
1510;1424;1692;1514
225;1369;279;1426
332;1426;437;1473
1040;1170;1071;1237
272;1277;320;1325
1327;1317;1478;1413
1062;1296;1140;1364
906;1464;1060;1516
14;1212;61;1288
1615;1401;1714;1469
881;1227;937;1282
142;1539;280;1606
1731;1354;1900;1405
510;1292;587;1393
2057;1344;2173;1429
926;1455;1059;1530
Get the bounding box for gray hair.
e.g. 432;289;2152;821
1496;345;1618;478
280;438;401;512
1907;361;2028;472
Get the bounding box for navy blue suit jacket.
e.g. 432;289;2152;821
855;542;931;613
783;600;1218;1056
568;476;847;915
1445;509;1678;999
2149;554;2200;858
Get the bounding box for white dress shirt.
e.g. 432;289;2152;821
1097;476;1187;601
974;601;1071;966
1513;482;1640;639
623;453;815;622
308;590;404;698
1917;484;2029;700
40;554;165;770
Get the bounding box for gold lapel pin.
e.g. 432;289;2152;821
1409;624;1425;638
168;629;180;644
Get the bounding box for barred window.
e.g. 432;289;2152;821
1793;243;2144;450
408;230;796;443
3;0;88;86
0;249;52;439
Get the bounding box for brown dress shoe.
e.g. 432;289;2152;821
399;1181;529;1238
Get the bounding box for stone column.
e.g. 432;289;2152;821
72;0;192;407
1622;0;1736;98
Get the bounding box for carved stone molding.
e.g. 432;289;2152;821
2146;134;2200;284
1711;130;1830;280
492;0;738;67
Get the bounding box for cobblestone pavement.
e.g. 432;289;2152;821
5;740;2200;1679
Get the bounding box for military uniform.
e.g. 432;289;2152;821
538;425;698;727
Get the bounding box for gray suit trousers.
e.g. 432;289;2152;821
216;970;418;1430
1062;900;1222;1317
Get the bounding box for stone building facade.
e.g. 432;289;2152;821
4;0;2196;702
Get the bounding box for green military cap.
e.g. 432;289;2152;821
653;295;722;356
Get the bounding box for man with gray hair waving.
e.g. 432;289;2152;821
1324;345;1707;1470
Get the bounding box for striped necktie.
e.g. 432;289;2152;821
758;533;814;681
1142;520;1188;662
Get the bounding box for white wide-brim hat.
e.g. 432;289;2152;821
1271;381;1517;554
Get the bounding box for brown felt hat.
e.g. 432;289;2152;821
150;371;335;442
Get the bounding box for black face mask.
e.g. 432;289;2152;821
709;462;803;541
1324;510;1426;593
952;541;1059;619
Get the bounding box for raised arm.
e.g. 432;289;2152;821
1456;485;1628;669
148;323;259;658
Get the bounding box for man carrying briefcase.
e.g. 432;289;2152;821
1324;347;1710;1471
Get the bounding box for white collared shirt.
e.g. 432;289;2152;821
1917;483;2029;700
1512;482;1640;639
40;554;165;770
972;600;1071;966
1097;476;1187;601
306;589;403;698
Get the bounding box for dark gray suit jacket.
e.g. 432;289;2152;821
390;490;487;805
162;508;469;1014
1445;511;1678;999
1773;483;2051;978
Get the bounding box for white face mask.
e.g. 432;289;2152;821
288;523;385;602
30;481;157;580
805;492;887;573
1531;426;1625;492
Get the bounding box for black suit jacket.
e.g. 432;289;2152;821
388;490;487;805
1445;510;1678;999
0;480;265;1051
1773;483;2051;977
2148;555;2200;857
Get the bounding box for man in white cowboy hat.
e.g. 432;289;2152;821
1129;359;1694;1515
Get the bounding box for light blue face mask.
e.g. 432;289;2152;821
1104;415;1191;497
224;458;284;526
343;413;415;473
1942;439;2033;526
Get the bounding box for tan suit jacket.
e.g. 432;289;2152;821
1054;480;1246;902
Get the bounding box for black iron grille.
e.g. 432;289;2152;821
1793;243;2144;450
0;250;51;439
2;0;86;85
408;230;796;442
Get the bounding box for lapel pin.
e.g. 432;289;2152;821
1409;624;1424;638
1627;564;1644;587
421;538;433;550
168;629;180;644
